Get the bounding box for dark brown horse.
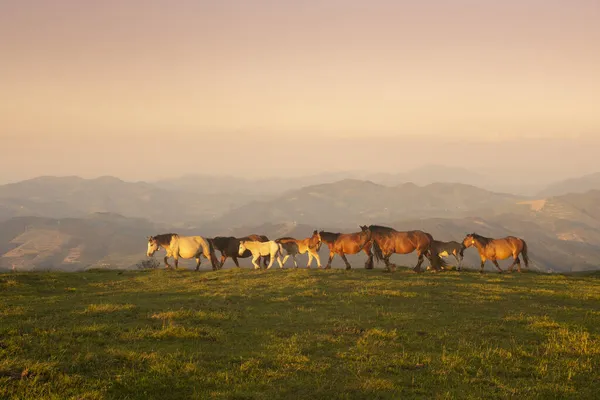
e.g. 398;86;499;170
319;226;373;270
428;240;464;270
210;234;270;268
461;233;529;273
368;225;445;272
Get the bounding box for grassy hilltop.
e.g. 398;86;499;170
1;268;599;399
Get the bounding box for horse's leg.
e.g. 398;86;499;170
292;254;298;268
383;255;396;272
507;256;518;273
314;252;322;269
163;256;171;269
479;257;486;273
231;256;240;268
219;254;227;268
281;254;290;267
326;251;335;269
251;255;261;270
514;256;522;273
276;254;283;269
414;251;425;273
454;252;462;271
173;256;179;270
195;257;201;271
306;252;313;269
265;253;275;270
492;259;503;273
364;248;374;269
339;253;352;270
262;255;270;267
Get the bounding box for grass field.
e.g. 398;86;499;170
1;267;599;399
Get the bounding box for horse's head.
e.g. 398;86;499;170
238;241;248;256
461;234;477;256
311;230;322;250
147;236;160;257
360;225;372;242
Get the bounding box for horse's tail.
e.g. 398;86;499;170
207;239;219;270
371;239;384;264
521;240;530;267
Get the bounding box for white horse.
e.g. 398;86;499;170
238;240;283;270
147;233;218;271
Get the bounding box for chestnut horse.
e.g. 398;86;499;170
368;225;445;272
461;233;529;273
319;226;373;270
276;230;322;268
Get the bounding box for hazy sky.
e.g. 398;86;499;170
1;1;599;183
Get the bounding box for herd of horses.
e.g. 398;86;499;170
146;225;530;274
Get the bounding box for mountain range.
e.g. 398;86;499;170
1;167;600;272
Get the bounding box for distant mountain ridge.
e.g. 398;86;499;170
0;175;256;226
210;179;523;228
537;172;600;197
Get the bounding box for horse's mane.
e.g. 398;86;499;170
471;233;492;246
319;231;341;242
153;233;177;245
368;225;397;235
276;237;297;242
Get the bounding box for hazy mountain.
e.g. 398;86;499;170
153;165;547;196
538;172;600;197
0;176;254;225
211;179;523;229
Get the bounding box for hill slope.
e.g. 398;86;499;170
212;180;522;228
1;269;598;399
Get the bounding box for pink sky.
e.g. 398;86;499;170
1;1;599;182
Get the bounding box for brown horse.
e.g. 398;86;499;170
368;225;445;272
461;233;529;273
320;226;373;270
276;230;322;268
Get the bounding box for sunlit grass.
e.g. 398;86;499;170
0;269;598;399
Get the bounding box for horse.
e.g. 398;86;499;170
276;230;322;268
461;233;529;273
146;233;219;271
210;234;270;268
319;226;373;270
238;240;284;270
428;240;464;270
368;225;445;272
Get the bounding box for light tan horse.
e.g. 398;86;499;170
320;226;373;270
276;230;322;268
238;240;284;270
147;233;218;271
461;233;529;273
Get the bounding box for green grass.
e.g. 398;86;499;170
1;268;599;399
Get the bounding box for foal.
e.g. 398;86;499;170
238;240;284;270
276;230;322;268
